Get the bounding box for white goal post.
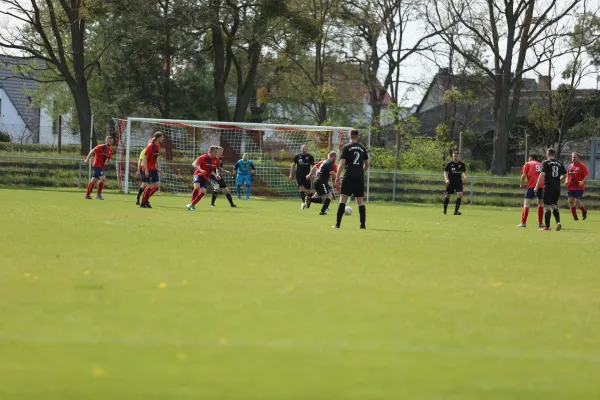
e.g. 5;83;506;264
113;117;371;201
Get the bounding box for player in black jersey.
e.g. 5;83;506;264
334;130;369;229
534;148;567;231
289;145;315;207
443;151;468;215
306;151;337;215
210;147;237;208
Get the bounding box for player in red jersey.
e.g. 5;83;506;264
83;136;113;200
566;152;590;221
210;147;237;208
187;146;218;211
302;155;338;210
517;153;545;228
140;132;164;208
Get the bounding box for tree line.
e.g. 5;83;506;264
0;0;598;173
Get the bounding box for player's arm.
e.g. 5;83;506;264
192;159;206;175
83;147;95;164
335;159;346;185
444;170;449;184
534;171;545;191
137;158;142;176
289;161;296;180
250;162;256;174
520;172;527;188
307;164;318;180
364;159;370;173
581;165;590;187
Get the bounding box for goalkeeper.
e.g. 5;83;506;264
234;153;256;200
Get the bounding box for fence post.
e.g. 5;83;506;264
590;136;597;180
78;160;82;187
392;171;396;202
469;176;474;206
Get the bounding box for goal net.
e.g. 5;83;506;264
113;118;360;199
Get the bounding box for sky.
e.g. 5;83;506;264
0;1;598;108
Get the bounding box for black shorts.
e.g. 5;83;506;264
340;176;364;198
146;169;159;184
93;167;104;179
543;187;560;205
139;170;147;182
211;177;227;189
445;181;463;195
315;181;332;196
296;175;312;189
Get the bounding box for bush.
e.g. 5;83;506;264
369;147;397;170
0;132;11;142
465;159;487;172
0;142;81;153
400;137;448;171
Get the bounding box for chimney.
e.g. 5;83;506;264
538;75;550;90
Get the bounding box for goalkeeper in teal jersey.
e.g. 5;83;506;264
234;153;256;200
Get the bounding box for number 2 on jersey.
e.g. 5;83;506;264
353;152;360;165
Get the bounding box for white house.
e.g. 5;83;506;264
0;55;78;145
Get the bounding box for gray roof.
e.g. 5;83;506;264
0;55;41;133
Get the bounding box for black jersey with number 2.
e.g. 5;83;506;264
444;161;466;183
341;142;369;178
541;159;567;188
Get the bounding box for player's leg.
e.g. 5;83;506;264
443;183;453;214
453;181;464;215
86;176;98;199
540;190;554;230
141;171;159;207
211;180;220;207
192;187;207;206
97;174;106;200
334;193;349;228
244;176;251;200
355;196;366;229
568;193;578;220
236;175;243;199
136;173;147;205
518;190;532;227
536;190;545;228
320;192;333;215
187;181;201;210
220;183;236;207
576;194;587;220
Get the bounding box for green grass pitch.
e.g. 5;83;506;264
1;188;600;399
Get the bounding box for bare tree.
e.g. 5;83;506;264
425;0;579;174
0;0;115;154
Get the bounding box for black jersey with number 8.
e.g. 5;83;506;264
341;143;369;178
541;159;567;188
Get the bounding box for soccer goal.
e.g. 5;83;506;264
113;118;369;199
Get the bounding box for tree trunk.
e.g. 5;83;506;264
233;41;262;122
211;3;231;121
491;95;510;174
71;83;93;155
163;0;172;119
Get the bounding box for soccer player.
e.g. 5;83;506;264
304;151;337;215
234;153;255;200
303;155;338;210
534;148;567;231
334;129;369;229
210;147;237;208
140;131;164;208
187;146;218;211
135;147;148;205
566;152;589;221
83;136;113;200
289;144;315;206
443;150;468;215
517;153;545;228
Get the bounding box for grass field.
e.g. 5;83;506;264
1;188;600;399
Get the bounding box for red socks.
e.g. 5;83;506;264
521;207;529;224
580;206;587;213
571;207;578;218
191;188;199;202
86;181;94;196
141;186;158;204
97;182;104;196
537;206;544;224
191;191;205;205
